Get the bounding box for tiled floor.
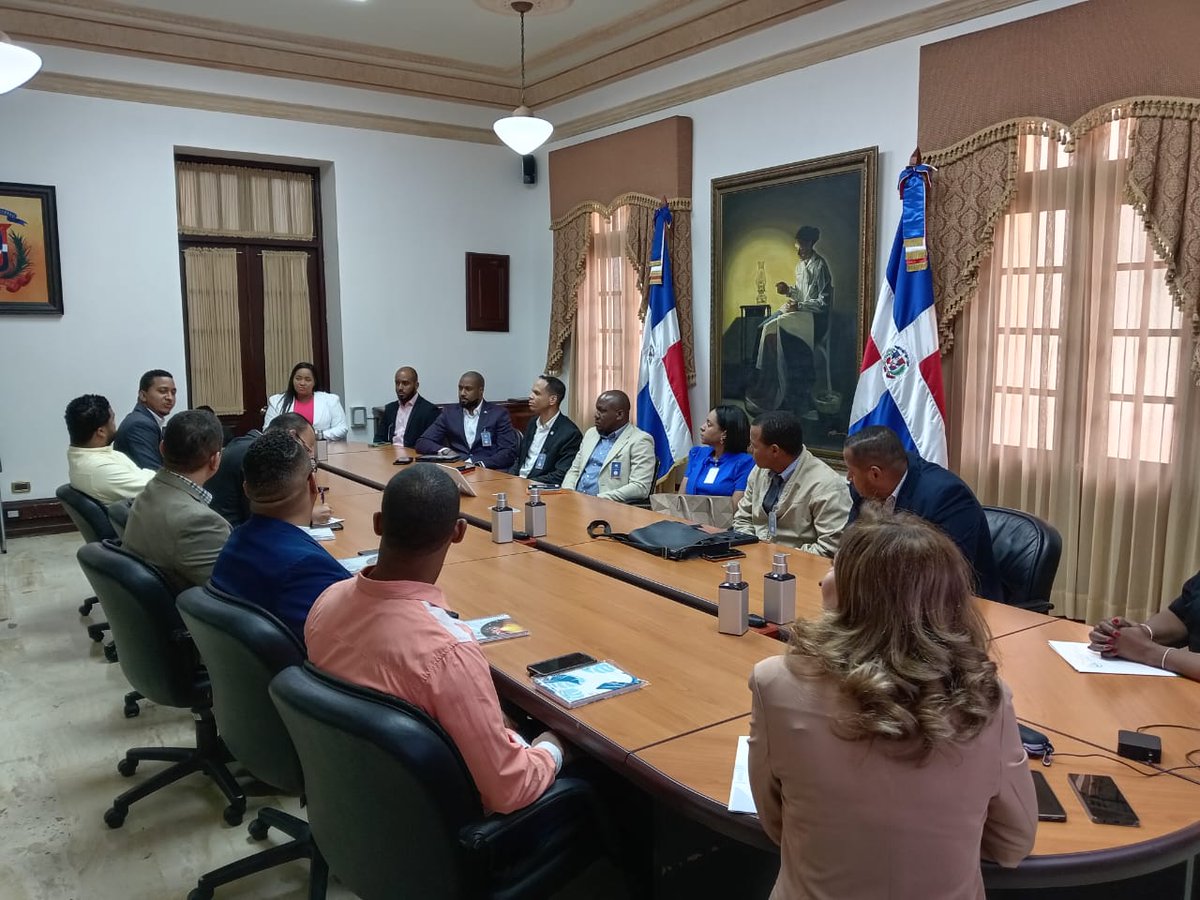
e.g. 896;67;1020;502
0;533;626;900
0;532;342;899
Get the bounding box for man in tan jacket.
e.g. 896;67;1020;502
561;390;656;503
123;409;231;594
732;411;849;556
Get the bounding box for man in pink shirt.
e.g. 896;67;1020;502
305;464;564;814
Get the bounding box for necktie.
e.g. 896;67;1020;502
763;473;785;514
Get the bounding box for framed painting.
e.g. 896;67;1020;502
0;182;63;315
711;147;877;461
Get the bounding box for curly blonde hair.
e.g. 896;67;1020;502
790;507;1001;759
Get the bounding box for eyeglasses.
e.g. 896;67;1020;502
290;434;318;473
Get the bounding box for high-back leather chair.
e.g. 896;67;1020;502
106;498;134;539
983;506;1062;614
56;484;116;627
76;540;245;829
270;663;607;900
177;585;327;900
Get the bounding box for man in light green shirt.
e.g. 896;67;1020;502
65;394;152;503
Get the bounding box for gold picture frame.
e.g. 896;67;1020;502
0;182;64;316
710;147;877;461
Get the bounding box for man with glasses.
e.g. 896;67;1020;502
210;429;351;642
208;413;333;527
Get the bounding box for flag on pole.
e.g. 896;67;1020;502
637;203;693;480
848;162;948;465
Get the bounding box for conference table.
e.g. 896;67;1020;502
319;442;1200;892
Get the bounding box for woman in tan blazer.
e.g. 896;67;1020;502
748;510;1037;899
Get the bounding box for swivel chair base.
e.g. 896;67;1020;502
79;595;100;617
87;620;110;642
105;707;246;829
188;808;328;900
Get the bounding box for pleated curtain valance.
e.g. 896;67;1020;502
176;161;315;241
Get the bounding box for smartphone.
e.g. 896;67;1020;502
527;652;597;678
1068;773;1139;826
328;521;344;531
700;547;746;562
1031;770;1066;822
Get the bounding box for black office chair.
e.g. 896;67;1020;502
106;498;134;539
983;506;1062;614
76;540;245;828
177;585;327;900
56;484;115;635
270;663;608;900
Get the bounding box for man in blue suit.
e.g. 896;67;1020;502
843;426;1001;602
414;370;519;470
114;369;177;470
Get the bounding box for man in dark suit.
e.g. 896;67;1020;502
373;365;440;448
843;426;1001;602
510;375;582;485
114;369;177;470
414;370;519;470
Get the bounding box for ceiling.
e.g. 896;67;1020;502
0;0;844;107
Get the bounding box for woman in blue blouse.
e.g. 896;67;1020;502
680;405;756;504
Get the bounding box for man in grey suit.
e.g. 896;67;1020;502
123;409;230;595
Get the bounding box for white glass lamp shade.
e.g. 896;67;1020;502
492;105;553;155
0;35;42;94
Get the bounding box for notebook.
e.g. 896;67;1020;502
461;614;529;644
531;660;646;709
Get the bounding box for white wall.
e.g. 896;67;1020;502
0;75;550;499
541;0;1084;431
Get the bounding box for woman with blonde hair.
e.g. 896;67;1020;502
748;510;1036;899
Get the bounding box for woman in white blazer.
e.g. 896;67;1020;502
264;361;348;440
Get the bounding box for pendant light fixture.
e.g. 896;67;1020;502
0;32;41;94
492;1;553;155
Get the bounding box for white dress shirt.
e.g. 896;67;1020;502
391;393;422;449
519;412;560;478
67;444;153;503
463;404;482;448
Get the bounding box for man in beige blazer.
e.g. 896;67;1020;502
732;411;849;556
123;409;231;595
561;390;656;503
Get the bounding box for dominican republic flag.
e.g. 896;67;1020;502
848;164;947;465
637;204;692;480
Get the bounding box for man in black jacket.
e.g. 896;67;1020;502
843;426;1001;602
510;375;582;486
114;369;176;470
374;365;440;448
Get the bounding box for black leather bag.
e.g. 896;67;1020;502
586;519;734;561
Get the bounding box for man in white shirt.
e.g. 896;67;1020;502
510;375;582;485
64;394;153;503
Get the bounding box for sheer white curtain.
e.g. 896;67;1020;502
571;207;643;420
182;247;243;414
176;162;314;240
261;251;314;395
949;119;1200;621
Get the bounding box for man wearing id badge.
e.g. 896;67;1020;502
511;375;582;485
561;390;656;503
732;410;850;557
414;370;520;470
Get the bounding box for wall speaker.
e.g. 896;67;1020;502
521;154;537;185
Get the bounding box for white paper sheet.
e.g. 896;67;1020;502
727;735;758;814
302;526;336;542
1048;641;1178;677
338;554;376;574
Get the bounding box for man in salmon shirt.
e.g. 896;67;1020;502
304;463;565;813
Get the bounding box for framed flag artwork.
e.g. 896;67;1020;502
710;148;877;462
0;182;63;316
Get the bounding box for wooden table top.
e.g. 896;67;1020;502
629;716;1200;861
323;446;512;490
435;552;783;761
992;617;1200;766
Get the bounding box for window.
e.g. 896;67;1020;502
571;207;642;418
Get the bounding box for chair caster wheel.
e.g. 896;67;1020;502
79;604;91;617
188;887;214;900
123;701;140;718
88;624;106;642
223;804;245;826
117;757;138;777
247;817;270;840
104;643;119;663
103;805;127;828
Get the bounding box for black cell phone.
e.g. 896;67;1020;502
700;547;746;562
1068;773;1139;826
328;521;344;531
1031;770;1066;822
527;652;597;678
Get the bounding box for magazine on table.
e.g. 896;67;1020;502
531;660;646;708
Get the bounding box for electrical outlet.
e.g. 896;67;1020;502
10;481;31;494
